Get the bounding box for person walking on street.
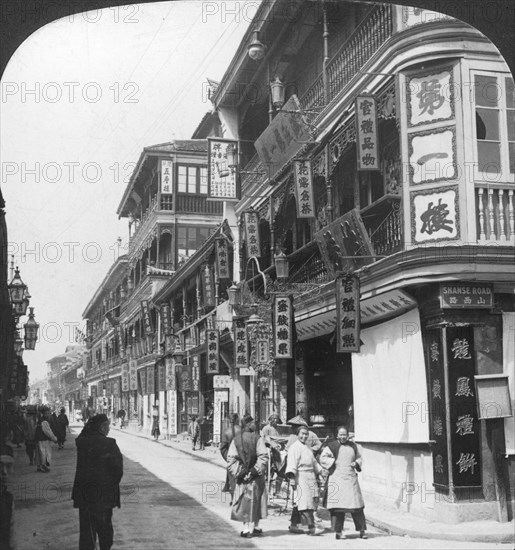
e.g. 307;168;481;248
319;426;367;539
55;408;70;450
36;408;58;472
220;413;240;500
116;409;126;429
286;426;325;536
23;406;38;465
199;417;210;451
151;407;160;441
72;414;123;550
227;415;268;538
188;416;199;450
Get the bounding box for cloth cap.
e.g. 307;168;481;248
268;413;280;421
287;415;308;426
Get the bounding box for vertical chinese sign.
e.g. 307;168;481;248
234;318;248;369
273;294;293;359
207;138;238;200
293;160;315;218
165;356;176;391
335;275;360;353
116;325;125;359
206;330;220;374
140;300;153;335
425;330;449;487
139;369;147;395
160;304;171;336
355;95;379;171
215;237;230;280
129;359;138;391
146;365;155;396
447;326;481;487
121;362;130;393
161;159;173;195
243;209;261;258
157;362;166;393
202;265;215;308
191;355;200;391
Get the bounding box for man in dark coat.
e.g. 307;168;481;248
72;414;123;550
220;413;240;498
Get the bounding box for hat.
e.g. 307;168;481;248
40;406;50;413
287;415;308;426
88;414;109;426
0;445;14;463
268;413;281;421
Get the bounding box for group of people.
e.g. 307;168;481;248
187;415;211;451
220;412;367;540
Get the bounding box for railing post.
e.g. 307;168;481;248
488;188;495;240
498;189;506;241
508;190;515;241
477;187;486;241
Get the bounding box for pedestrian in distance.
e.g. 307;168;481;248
188;415;199;451
55;407;70;450
72;414;123;550
199;416;210;451
227;414;268;538
116;409;126;429
151;407;160;441
23;406;38;465
220;413;240;500
319;425;367;539
35;407;58;472
0;445;17;550
260;413;281;448
285;425;325;536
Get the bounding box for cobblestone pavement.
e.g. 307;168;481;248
7;426;513;550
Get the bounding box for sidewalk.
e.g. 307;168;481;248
112;425;514;545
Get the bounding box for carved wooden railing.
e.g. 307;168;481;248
361;197;403;257
175;194;223;215
300;4;394;111
476;184;515;242
287;242;329;285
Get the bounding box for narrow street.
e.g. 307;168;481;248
8;426;512;550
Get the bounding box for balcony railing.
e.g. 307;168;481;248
175;195;223;215
476;184;515;243
300;4;394;111
287;242;329;285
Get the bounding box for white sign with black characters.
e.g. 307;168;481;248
412;187;459;243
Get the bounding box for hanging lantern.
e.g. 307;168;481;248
227;284;241;307
23;307;40;350
8;267;27;304
274;251;289;280
226;142;238;170
270;77;285;109
247;30;266;61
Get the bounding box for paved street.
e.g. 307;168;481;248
7;426;512;549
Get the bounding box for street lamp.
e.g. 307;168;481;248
23;307;40;350
270;77;285;109
8;266;27;304
274;251;289;280
247;29;266;61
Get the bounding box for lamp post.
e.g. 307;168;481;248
8;266;27;304
23;307;39;351
247;29;266;61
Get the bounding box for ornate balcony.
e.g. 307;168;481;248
476;184;515;243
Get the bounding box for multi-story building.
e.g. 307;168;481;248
45;345;85;408
196;0;514;524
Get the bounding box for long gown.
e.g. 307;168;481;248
285;439;323;511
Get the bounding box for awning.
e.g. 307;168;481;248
296;310;336;341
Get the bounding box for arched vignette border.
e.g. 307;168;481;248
0;0;513;82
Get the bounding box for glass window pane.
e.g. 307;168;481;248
475;75;499;107
509;142;515;174
506;76;514;109
200;167;208;194
478;142;501;173
476;108;499;140
188;167;197;193
187;228;197;249
178;165;187;193
507;110;515;141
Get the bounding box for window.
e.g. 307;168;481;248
473;72;514;181
177;226;211;259
177;165;208;194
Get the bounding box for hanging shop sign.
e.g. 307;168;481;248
165;356;176;391
315;209;374;277
273;294;293;359
140;300;153;334
112;379;120;397
146;365;155;395
440;283;493;309
447;326;482;487
139;368;147;395
160;304;172;335
177;364;194;391
160;159;173;195
191;354;200;391
116;325;125;358
129;359;138;391
425;330;449;487
157;362;166;393
254;94;311;179
356;95;379;171
208;138;238;200
335;274;361;353
293;160;315;219
91;385;97;399
234;317;248;369
121;362;130;392
202;265;216;308
80;384;88;401
243;209;261;258
215;237;230;280
206;329;220;374
256;339;270;364
213;375;231;389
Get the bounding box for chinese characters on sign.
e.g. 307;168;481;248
140;300;153;334
233;318;248;369
335;275;360;353
273;294;293;359
146;365;155;395
165;356;176;391
157;363;166;393
121;362;129;392
440;283;493;309
355;95;379;171
206;330;220;374
409;128;456;184
293;160;315;218
191;354;200;391
139;369;147;395
244;209;261;258
160;304;172;335
257;339;270;364
412;187;458;243
215;237;230;280
208;138;238;200
116;325;125;358
161;159;173;195
202;265;215;308
129;359;137;391
407;70;453;126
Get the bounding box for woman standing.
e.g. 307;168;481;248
285;426;324;536
227;415;268;538
55;408;69;449
319;426;367;539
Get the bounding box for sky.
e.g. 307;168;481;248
1;1;255;381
